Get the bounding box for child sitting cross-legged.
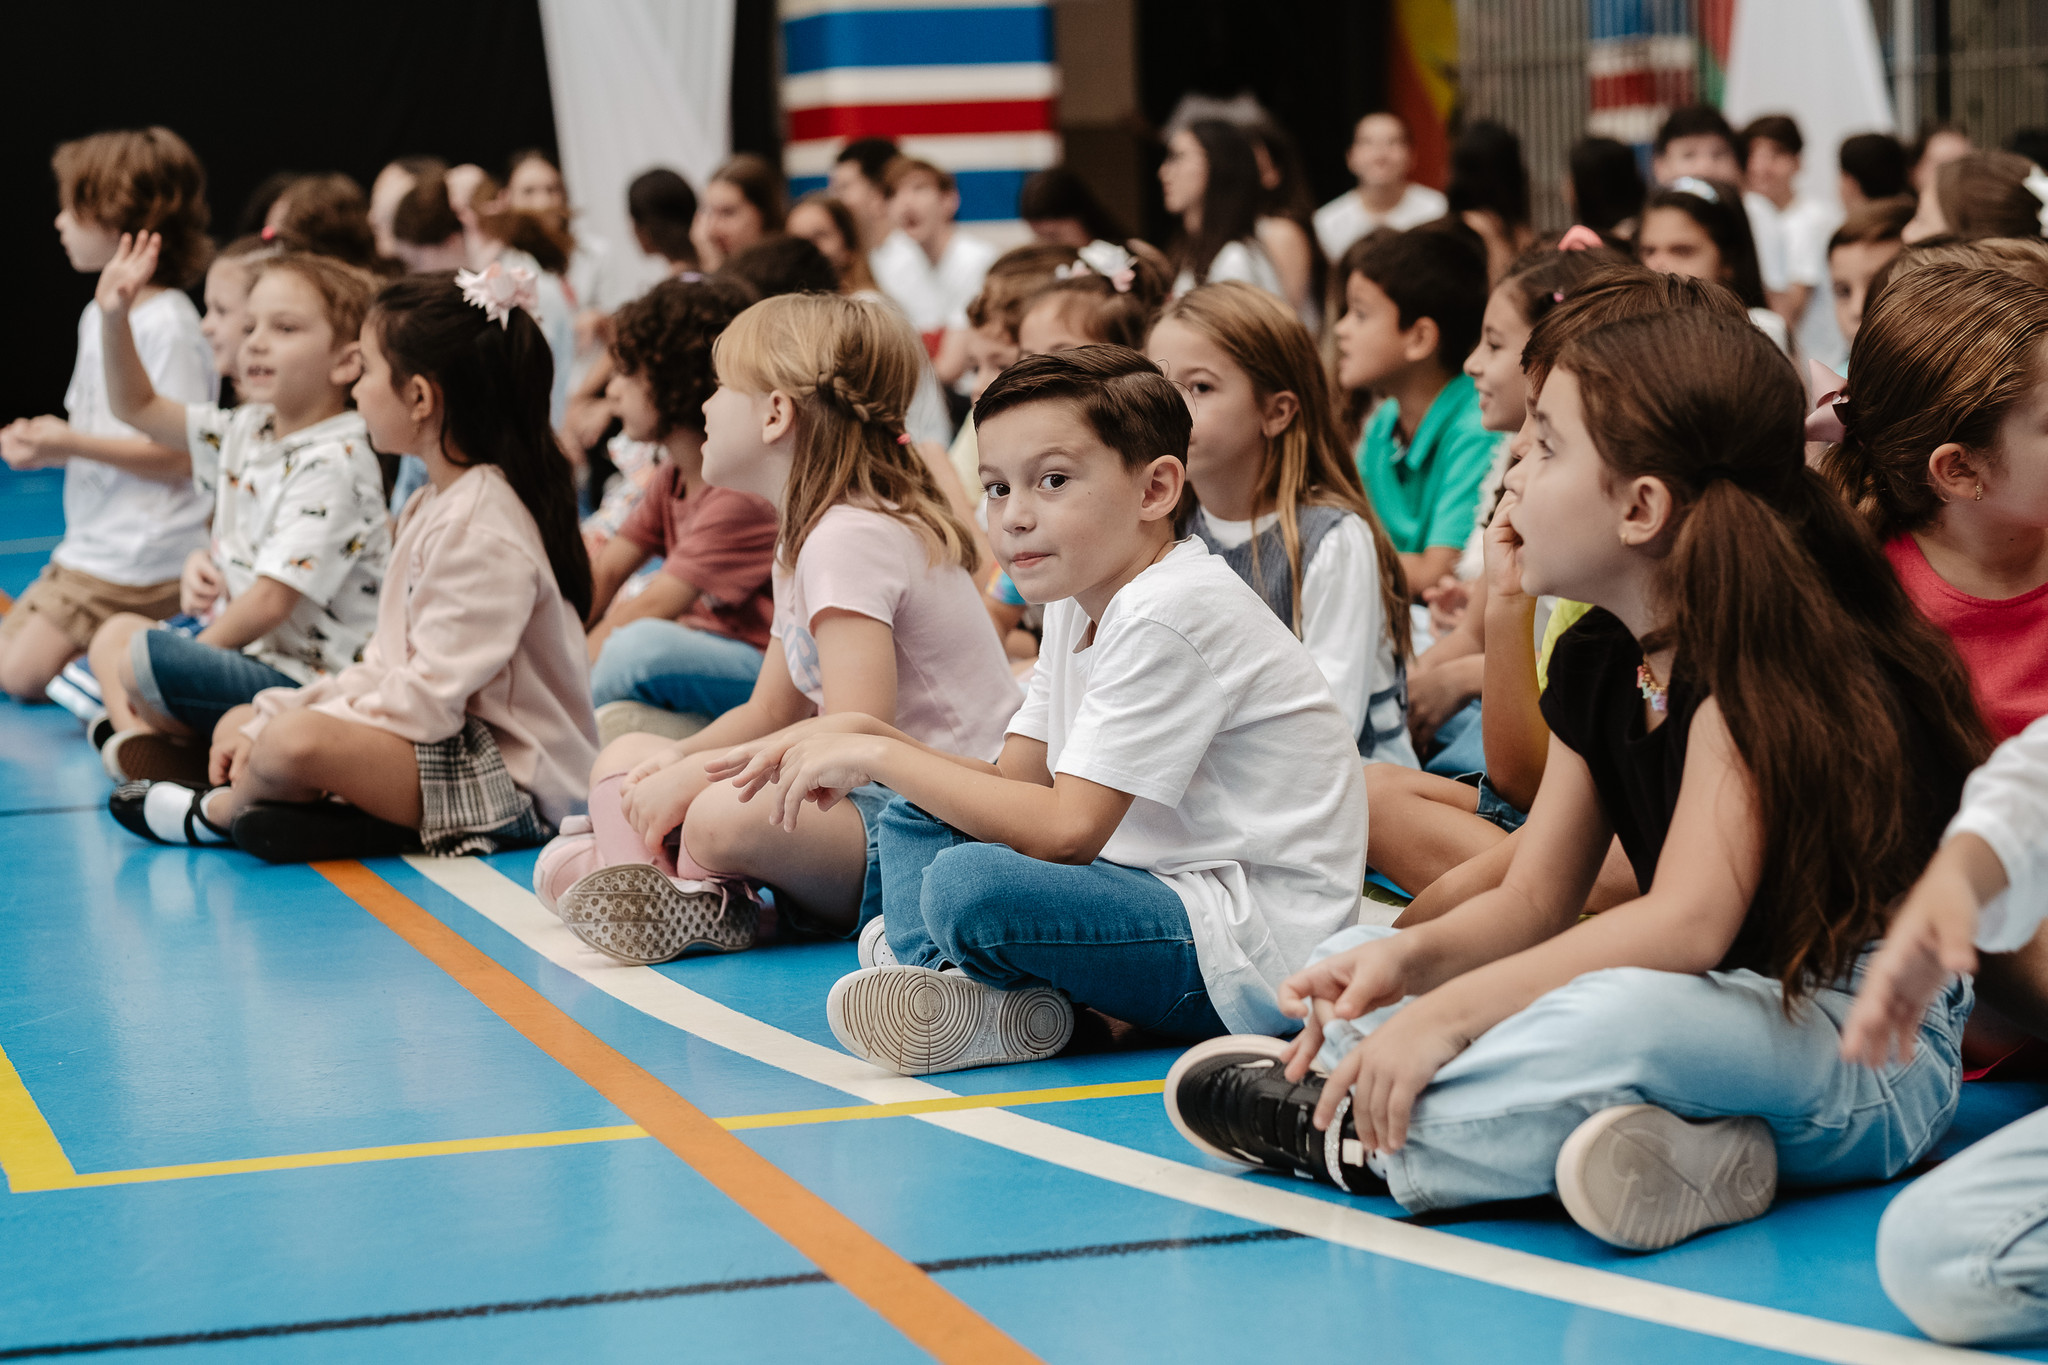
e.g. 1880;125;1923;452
87;235;389;785
584;275;779;743
711;345;1367;1074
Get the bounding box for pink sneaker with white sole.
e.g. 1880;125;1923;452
532;815;598;917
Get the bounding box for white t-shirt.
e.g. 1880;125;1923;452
186;405;391;682
1783;198;1847;370
1949;711;2048;952
771;504;1019;761
1008;539;1368;1035
1313;184;1450;260
1748;305;1792;357
868;229;1001;335
1174;239;1286;302
1191;508;1417;768
56;294;217;585
1743;191;1791;294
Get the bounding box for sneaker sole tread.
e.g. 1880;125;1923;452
1554;1104;1777;1251
827;968;1072;1075
559;863;756;963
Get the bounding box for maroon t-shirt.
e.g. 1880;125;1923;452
617;464;778;649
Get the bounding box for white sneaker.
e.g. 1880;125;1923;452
1555;1104;1777;1251
826;965;1072;1075
558;863;759;963
855;916;898;968
594;700;707;748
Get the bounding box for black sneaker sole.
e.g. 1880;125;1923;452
229;801;421;864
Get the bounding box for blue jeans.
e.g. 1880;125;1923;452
876;797;1229;1040
589;618;763;715
1879;1105;2048;1345
1424;698;1486;777
1307;924;1971;1213
131;628;298;735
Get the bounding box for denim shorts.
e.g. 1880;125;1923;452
1454;770;1528;833
844;782;893;934
131;628;298;737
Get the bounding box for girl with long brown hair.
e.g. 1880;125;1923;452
1146;281;1411;763
544;292;1018;963
1166;306;1990;1253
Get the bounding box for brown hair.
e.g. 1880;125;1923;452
966;243;1081;336
392;171;463;247
251;252;378;347
1560;310;1991;1000
52;127;212;287
1152;281;1410;653
790;191;876;292
713;153;788;233
1891;234;2048;289
885;156;955;197
1935;151;2046;241
1828;194;1917;254
1018;240;1174;349
269;173;380;271
1497;241;1636;332
610;276;754;437
1820;262;2048;541
468;171;573;275
974;343;1195;532
714;293;975;571
1522;264;1747;392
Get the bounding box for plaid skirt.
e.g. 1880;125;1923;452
416;717;553;857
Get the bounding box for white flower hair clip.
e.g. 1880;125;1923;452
454;260;540;328
2024;165;2048;236
1055;239;1137;294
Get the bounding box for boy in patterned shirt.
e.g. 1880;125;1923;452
86;237;391;783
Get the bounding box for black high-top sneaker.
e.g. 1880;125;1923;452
1164;1036;1385;1194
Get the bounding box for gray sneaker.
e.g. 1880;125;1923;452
855;916;898;968
1555;1104;1777;1251
594;700;707;748
558;863;758;963
827;965;1072;1075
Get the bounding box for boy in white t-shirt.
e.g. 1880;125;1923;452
1313;113;1450;261
85;237;390;784
867;157;999;387
722;345;1367;1075
0;128;217;702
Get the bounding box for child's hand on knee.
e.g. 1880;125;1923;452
208;706;257;788
1278;938;1415;1079
621;761;696;846
622;738;693;790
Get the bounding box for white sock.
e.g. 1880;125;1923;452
142;784;230;845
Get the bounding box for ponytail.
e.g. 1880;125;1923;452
1563;312;1991;1001
370;272;592;619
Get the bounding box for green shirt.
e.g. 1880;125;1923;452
1355;373;1500;555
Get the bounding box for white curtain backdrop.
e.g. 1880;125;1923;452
1723;0;1894;213
537;0;736;305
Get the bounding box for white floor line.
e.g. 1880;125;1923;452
406;856;1994;1365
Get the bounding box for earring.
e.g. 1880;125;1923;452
1976;483;1986;501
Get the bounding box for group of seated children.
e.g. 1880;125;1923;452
20;124;2048;1348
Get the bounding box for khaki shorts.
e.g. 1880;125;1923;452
0;561;181;650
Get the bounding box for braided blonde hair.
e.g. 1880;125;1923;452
713;292;976;571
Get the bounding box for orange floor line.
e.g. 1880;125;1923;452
315;860;1041;1365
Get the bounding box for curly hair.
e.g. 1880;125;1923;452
53;126;212;287
611;275;756;437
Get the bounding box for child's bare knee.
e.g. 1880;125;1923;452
249;710;324;776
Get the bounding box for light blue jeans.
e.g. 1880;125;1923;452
1307;924;1971;1213
1879;1105;2048;1345
588;618;763;715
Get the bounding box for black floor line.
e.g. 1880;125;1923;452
0;805;101;820
0;1229;1306;1358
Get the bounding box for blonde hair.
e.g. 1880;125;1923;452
1152;281;1410;654
714;293;976;572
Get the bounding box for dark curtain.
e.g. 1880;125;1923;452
1;0;558;420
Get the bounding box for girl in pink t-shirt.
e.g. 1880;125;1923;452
1820;253;2048;1067
538;292;1018;962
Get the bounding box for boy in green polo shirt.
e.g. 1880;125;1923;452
1334;227;1496;597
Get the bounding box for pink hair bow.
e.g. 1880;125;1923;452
1805;359;1849;442
1060;240;1137;293
454;260;540;329
1557;225;1605;251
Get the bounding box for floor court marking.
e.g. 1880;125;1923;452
0;1231;1304;1360
0;1071;1160;1193
409;854;2005;1365
0;805;104;821
313;861;1039;1365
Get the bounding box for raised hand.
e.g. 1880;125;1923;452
95;232;161;315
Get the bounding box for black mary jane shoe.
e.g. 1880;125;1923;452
108;780;233;846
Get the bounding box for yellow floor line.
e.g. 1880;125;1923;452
2;1075;1163;1193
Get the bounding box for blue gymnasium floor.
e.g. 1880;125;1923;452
3;461;2047;1364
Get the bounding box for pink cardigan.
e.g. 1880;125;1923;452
248;464;598;827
